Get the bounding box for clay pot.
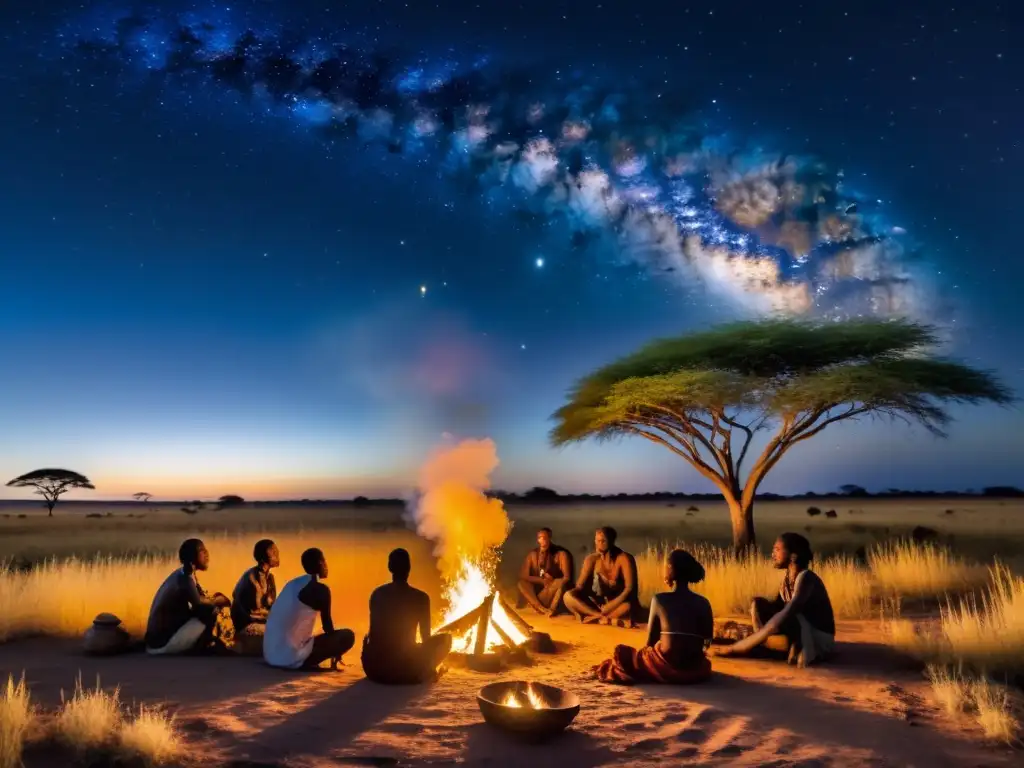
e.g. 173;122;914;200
83;613;131;655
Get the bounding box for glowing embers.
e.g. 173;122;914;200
434;560;532;672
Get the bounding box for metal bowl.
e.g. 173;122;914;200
477;680;581;740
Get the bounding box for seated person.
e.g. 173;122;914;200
230;538;280;655
717;533;836;667
362;548;452;685
563;526;643;627
517;527;574;617
264;548;356;670
596;549;713;684
145;538;234;655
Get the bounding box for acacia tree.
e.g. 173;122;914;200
550;318;1013;551
6;469;96;517
132;492;153;503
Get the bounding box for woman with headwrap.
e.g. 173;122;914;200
716;532;835;667
595;549;713;684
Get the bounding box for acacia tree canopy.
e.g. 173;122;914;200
550;318;1013;550
6;469;95;517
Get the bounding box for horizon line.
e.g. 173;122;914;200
1;484;1022;505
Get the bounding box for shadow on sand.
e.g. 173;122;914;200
640;669;980;765
236;678;425;763
464;721;618;768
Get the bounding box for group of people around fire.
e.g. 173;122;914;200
144;538;451;684
141;524;834;688
516;525;835;684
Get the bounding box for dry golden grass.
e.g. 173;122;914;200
0;530;439;641
637;543;775;617
927;664;971;716
888;567;1024;676
54;676;121;752
636;543;872;619
117;705;183;766
938;566;1024;674
927;664;1022;745
813;555;872;619
970;678;1021;744
868;542;989;599
0;675;32;768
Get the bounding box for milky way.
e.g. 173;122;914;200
62;8;937;320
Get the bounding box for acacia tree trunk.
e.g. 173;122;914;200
725;493;756;553
46;502;55;517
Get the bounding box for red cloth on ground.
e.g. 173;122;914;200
595;643;712;685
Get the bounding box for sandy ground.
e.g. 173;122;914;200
0;617;1017;768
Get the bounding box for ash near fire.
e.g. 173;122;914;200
59;8;941;320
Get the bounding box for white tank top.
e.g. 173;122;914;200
263;575;317;669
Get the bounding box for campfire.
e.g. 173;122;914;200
408;438;545;670
434;558;534;668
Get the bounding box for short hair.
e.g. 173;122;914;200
538;527;553;537
300;547;324;575
668;549;705;584
253;539;276;563
388;548;411;575
178;538;204;565
779;532;813;568
598;526;618;546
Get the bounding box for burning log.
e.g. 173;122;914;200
436;589;534;671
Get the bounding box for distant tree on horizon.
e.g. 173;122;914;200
839;484;869;497
550;318;1014;551
216;494;245;510
522;486;560;502
6;469;96;517
132;492;153;503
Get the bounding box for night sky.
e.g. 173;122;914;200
0;1;1021;501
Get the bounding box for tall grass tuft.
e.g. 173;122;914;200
868;542;989;599
926;665;1020;744
0;530;438;642
937;565;1024;674
926;664;970;717
814;555;872;619
0;675;32;768
53;676;121;752
637;543;872;619
887;566;1024;675
970;678;1021;744
118;705;183;766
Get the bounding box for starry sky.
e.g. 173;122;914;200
0;0;1021;501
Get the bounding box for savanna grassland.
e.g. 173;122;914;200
0;496;1021;636
1;496;1023;766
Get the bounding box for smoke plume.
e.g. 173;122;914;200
404;438;510;583
61;8;941;320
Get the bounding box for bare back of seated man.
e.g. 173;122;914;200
362;548;452;685
563;526;642;627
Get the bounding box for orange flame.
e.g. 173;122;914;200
500;685;548;709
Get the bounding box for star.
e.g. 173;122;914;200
535;257;544;268
420;285;427;296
